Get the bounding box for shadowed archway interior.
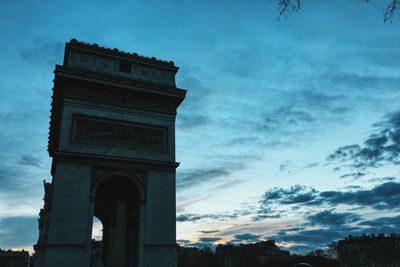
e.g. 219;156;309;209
92;176;142;267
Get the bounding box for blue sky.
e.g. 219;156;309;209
0;0;400;254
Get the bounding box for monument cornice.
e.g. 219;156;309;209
50;151;180;175
54;65;186;97
66;38;178;70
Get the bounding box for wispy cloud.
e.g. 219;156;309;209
176;208;253;223
19;41;64;69
233;233;261;242
306;210;361;226
18;154;41;168
177;167;231;189
177;163;245;189
199;230;220;234
0;216;38;248
198;237;222;243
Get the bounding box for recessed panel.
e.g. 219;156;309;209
71;115;168;152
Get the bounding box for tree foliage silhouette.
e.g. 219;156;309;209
272;0;399;23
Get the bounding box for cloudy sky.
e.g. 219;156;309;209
0;0;400;254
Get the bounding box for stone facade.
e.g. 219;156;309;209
33;39;186;267
337;234;400;267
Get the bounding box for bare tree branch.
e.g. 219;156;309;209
272;0;399;23
272;0;301;19
384;0;400;23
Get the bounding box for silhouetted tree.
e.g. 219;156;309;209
307;249;325;257
272;0;399;22
325;241;338;259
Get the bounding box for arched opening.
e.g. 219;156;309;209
92;216;103;241
91;216;105;266
92;175;143;267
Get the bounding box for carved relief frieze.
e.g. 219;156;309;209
72;115;168;152
132;63;174;85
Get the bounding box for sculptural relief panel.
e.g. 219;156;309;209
71;115;168;152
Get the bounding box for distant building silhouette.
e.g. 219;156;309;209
337;234;400;267
0;249;29;267
215;240;290;267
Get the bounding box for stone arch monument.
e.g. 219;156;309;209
33;39;186;267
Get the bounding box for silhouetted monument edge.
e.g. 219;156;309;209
33;39;186;267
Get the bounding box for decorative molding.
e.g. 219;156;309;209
91;166;146;190
65;39;178;87
50;151;179;176
72;115;168;152
68;39;176;68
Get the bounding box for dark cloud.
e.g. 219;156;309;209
227;137;260;146
327;144;361;163
339;172;366;179
260;107;315;132
198;237;222;243
199;230;220;234
176;213;235;223
271;228;348;244
261;185;318;205
0;216;38;248
269;226;361;254
176;214;201;222
303;162;319;169
279;162;290;172
271;214;400;254
0;166;23;192
252;214;281;222
300;90;345;109
177;74;212;112
307;210;361;226
233;233;261;242
322;73;400;92
328;111;400;168
0;111;37;123
368;176;396;183
318;182;400;210
177;208;254;223
177;167;230;189
221;88;352;151
259;182;400;211
177;163;245;189
18;154;41;167
277;161;319;177
177;114;209;129
358;215;400;228
19;41;64;68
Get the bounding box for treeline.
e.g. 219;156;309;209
177;245;339;267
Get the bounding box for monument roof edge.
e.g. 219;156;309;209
66;39;178;70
